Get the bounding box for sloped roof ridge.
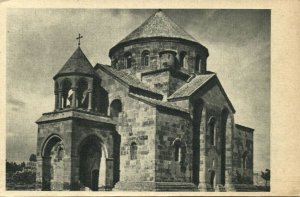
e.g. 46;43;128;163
95;64;163;96
168;73;216;99
128;92;189;113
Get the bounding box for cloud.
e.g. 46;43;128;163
7;96;26;108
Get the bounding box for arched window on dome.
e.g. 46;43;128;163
124;52;132;69
195;54;202;73
179;51;188;69
130;142;137;160
141;50;150;67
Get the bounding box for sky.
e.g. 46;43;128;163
6;9;270;172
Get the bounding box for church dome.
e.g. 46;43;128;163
117;10;198;46
109;10;209;75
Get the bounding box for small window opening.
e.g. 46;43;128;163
130;142;137;160
124;52;132;68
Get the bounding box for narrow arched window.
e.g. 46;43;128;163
179;51;187;68
130;142;137;160
208;117;217;146
195;54;202;73
110;99;122;119
173;139;181;162
242;151;248;169
141;50;150;66
124;52;132;69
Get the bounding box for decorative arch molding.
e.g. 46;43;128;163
75;133;110;159
41;134;64;157
59;78;73;90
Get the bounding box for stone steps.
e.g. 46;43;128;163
233;184;259;192
155;182;198;191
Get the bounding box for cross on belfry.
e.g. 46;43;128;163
76;33;83;46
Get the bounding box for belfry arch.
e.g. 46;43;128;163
41;134;64;191
77;135;108;191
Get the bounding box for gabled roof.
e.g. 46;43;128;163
95;64;163;98
168;74;215;99
235;124;254;133
168;73;235;113
129;93;189;114
117;10;198;45
54;47;96;79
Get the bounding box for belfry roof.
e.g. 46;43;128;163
118;10;198;45
54;47;96;79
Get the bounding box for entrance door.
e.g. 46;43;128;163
210;170;215;189
91;169;99;191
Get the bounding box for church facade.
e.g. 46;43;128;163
35;10;254;191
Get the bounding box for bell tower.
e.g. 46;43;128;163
53;46;97;112
36;41;119;191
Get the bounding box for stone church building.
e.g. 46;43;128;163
35;10;254;191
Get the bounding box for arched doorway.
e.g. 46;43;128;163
78;136;106;191
41;135;64;191
220;108;229;186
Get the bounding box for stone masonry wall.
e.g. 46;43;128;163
189;81;235;189
232;126;254;184
118;97;156;182
96;69;156;183
155;109;193;182
142;71;170;96
36;120;73;190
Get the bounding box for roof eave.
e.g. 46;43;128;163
53;72;97;80
95;64;163;99
109;37;208;58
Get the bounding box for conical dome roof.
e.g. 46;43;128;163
110;10;200;56
54;47;96;79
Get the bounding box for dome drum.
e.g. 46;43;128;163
110;40;208;74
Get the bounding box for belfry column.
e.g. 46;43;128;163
71;87;77;108
88;88;93;111
58;89;62;109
